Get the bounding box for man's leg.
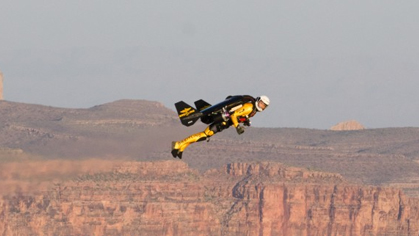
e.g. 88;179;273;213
171;125;217;159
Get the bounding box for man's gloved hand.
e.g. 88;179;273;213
239;117;251;126
243;119;251;126
236;125;245;135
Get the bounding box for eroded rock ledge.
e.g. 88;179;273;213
1;160;418;236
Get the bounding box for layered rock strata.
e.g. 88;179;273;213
0;70;3;100
1;161;418;236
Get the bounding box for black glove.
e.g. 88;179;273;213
239;117;251;126
236;125;245;135
243;119;251;126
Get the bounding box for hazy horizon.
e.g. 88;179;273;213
1;1;419;129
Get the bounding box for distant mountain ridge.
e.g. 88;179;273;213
0;99;176;124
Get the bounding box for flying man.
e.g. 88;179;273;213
171;95;270;159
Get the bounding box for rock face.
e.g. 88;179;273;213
0;70;3;100
331;120;365;131
1;161;419;236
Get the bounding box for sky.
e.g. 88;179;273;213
1;1;419;129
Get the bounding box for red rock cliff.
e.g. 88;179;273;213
1;161;418;236
0;70;3;100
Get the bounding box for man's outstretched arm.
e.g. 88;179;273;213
230;103;253;134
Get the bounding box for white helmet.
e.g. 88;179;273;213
255;95;270;112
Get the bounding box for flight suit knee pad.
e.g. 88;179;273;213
204;126;214;135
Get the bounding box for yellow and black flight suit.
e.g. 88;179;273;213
171;102;257;159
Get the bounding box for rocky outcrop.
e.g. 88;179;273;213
1;161;419;236
0;70;3;100
331;120;365;131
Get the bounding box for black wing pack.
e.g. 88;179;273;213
174;95;255;127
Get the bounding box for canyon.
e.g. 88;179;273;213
1;161;419;236
1;99;419;235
